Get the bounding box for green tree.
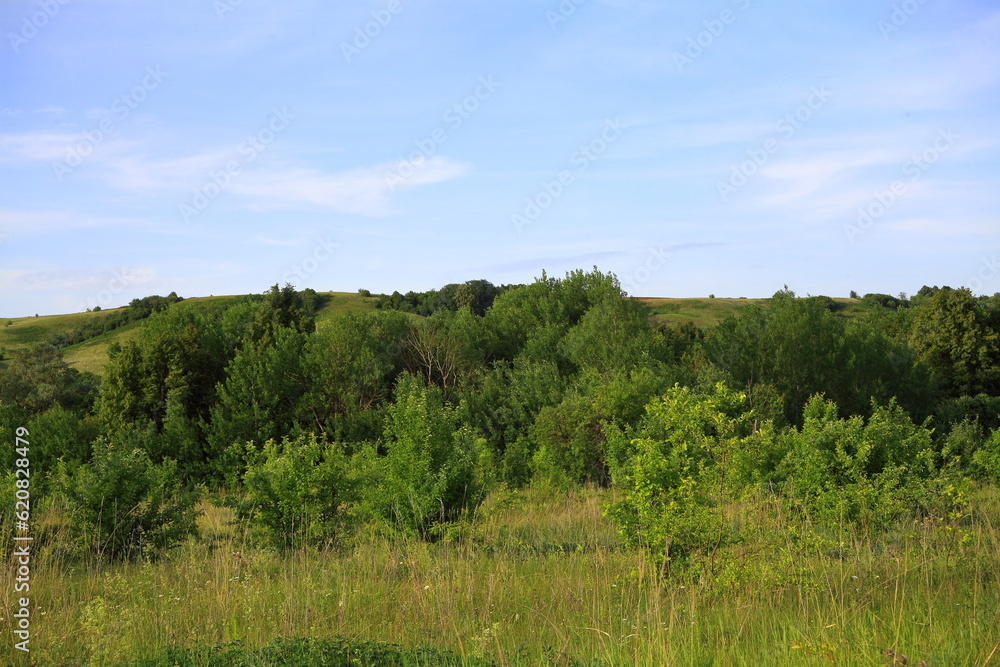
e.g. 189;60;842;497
206;327;310;472
246;283;317;349
240;434;357;548
98;308;226;438
0;344;99;415
707;288;928;424
298;310;409;441
909;287;1000;396
606;383;766;570
560;295;654;374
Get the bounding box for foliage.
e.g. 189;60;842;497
98;307;227;435
0;343;100;415
607;383;762;569
778;396;964;531
132;636;498;667
560;295;654;374
51;438;199;560
375;279;505;317
706;288;930;424
245;283;319;349
909;286;1000;397
23;406;99;495
299;310;409;440
531;395;609;488
360;374;488;537
458;358;567;487
972;427;1000;484
239;434;357;548
206;327;311;474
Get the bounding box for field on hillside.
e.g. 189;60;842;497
1;292;378;376
3;485;998;666
640;296;866;328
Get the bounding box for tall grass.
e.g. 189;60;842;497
3;485;998;665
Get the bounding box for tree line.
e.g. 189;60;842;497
1;270;998;566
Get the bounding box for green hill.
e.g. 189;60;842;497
641;296;866;327
1;291;378;376
1;291;862;376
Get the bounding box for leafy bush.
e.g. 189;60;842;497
607;383;764;570
239;434;357;548
972;427;1000;484
778;396;961;530
52;438;198;560
531;395;608;488
359;374;489;537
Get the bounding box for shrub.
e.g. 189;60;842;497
239;434;357;548
972;427;1000;484
360;374;489;538
778;396;956;531
51;438;198;561
531;395;608;488
606;383;762;570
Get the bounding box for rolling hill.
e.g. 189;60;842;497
1;291;862;376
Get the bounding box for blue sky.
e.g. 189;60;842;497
1;0;998;316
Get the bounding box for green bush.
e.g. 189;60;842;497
778;396;962;530
972;427;1000;484
607;383;762;569
531;395;608;488
52;438;199;560
130;636;498;666
360;374;489;538
239;434;357;548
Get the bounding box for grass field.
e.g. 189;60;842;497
5;485;998;666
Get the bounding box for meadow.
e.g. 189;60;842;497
2;484;997;666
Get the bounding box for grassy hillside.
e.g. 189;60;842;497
2;292;862;375
638;296;865;327
638;297;767;328
1;292;378;376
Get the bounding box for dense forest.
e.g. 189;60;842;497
3;269;998;562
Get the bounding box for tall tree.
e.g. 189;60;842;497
909;287;1000;397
